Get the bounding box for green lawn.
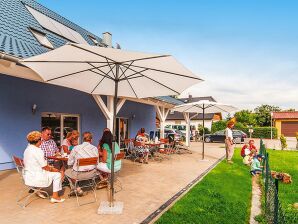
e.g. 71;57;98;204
266;149;298;222
156;149;252;224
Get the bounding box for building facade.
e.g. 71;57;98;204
0;0;170;170
273;112;298;137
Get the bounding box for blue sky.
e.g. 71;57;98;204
39;0;298;110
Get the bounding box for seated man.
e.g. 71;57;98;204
40;126;60;166
65;132;98;195
23;131;65;203
250;155;264;176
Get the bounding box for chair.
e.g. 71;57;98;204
124;139;138;161
12;156;49;208
68;157;98;206
97;152;125;195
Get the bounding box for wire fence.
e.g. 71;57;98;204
259;139;287;224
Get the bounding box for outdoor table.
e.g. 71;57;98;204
47;155;69;162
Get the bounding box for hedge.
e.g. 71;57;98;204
212;121;278;139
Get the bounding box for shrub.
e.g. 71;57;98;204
280;134;287;150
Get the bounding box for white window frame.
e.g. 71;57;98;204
29;28;54;49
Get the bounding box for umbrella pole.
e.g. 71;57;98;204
202;105;205;160
110;64;119;206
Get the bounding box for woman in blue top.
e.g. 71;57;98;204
97;129;121;173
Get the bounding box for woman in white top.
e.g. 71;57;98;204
61;130;79;154
23;131;65;203
225;121;235;164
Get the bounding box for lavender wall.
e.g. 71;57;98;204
118;100;156;138
0;74;156;170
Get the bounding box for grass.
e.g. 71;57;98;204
266;149;298;223
155;149;252;224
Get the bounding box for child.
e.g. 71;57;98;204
250;154;264;176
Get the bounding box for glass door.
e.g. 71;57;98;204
61;114;80;144
41;112;80;146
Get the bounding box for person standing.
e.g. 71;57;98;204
225;121;235;164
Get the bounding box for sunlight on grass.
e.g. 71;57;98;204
156;149;252;224
267;150;298;222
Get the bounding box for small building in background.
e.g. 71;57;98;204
272;112;298;137
164;96;222;131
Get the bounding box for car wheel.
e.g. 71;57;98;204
205;137;211;143
234;137;241;144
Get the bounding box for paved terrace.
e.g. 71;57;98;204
0;142;225;224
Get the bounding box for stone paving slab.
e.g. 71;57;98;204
0;142;225;224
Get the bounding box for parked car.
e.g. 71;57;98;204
204;129;247;143
155;128;183;141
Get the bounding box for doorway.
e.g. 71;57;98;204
116;117;129;148
41;112;80;145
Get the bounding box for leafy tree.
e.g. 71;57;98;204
211;120;227;133
254;104;281;127
234;110;257;126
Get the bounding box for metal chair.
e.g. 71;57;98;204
12;155;49;208
67;157;98;206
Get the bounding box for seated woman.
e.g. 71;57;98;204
61;130;79;154
23;131;65;203
97;130;121;173
243;149;255;166
135;128;149;164
241;140;257;157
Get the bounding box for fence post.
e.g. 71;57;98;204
265;153;269;206
274;179;279;224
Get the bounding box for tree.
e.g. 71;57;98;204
254;104;281;127
234;110;257;126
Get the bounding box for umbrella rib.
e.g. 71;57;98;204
88;63;116;80
119;66;138;98
22;60;108;63
121;64;180;95
119;61;134;79
123;64;203;81
91;75;107;94
70;44;117;63
105;58;116;79
46;64;111;82
119;55;170;64
119;68;149;81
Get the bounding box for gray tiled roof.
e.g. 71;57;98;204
166;111;215;120
179;96;216;103
0;0;102;58
154;96;184;106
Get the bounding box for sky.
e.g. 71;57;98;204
38;0;298;110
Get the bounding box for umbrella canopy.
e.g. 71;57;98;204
21;43;203;206
173;100;237;113
21;43;202;98
173;100;237;160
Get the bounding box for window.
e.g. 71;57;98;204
41;112;80;145
29;28;53;49
25;5;88;44
88;35;99;45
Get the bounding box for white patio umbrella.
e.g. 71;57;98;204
173;100;237;160
21;43;203;207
